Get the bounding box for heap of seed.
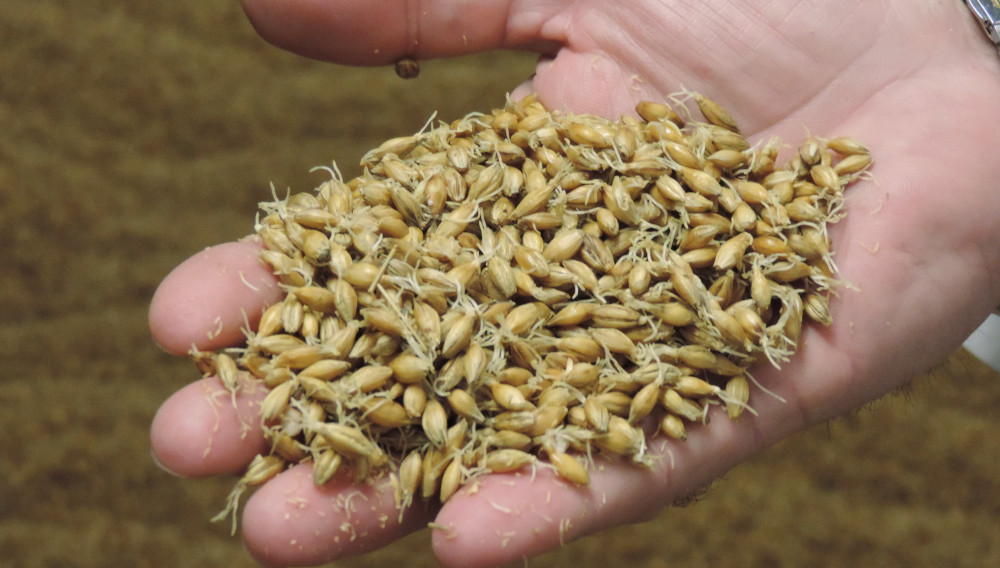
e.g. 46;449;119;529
197;92;871;521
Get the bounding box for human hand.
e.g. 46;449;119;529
150;1;1000;567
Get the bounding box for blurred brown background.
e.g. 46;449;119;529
2;2;998;567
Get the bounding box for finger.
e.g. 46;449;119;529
149;238;283;356
150;375;270;477
428;408;775;568
242;464;435;567
238;0;561;65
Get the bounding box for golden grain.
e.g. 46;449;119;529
201;94;866;523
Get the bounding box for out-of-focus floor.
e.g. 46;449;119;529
1;2;997;567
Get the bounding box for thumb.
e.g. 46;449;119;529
238;0;560;65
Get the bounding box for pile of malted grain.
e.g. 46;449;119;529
192;92;871;521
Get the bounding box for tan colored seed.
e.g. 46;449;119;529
503;302;542;336
556;335;603;362
786;198;825;223
441;311;476;359
542;228;585;262
636;100;681;124
589;327;635;355
677;166;722;197
257;302;284;338
490;410;536;433
314;423;380;460
679;224;720;251
242;454;286;486
752;235;791;256
714;232;753;271
485;256;517;299
487;429;533;451
677;344;717;369
725;375;751;419
260;380;295;423
280;294;304;334
584;397;611;433
342;261;380;289
594;415;644;456
464;342;488;384
707;148;747;170
362;307;406;336
484;449;535;473
213;354;239;393
827;136;869;156
833;152;872;176
731;201;757;233
346;365;393;393
402;384;427;419
804;292;832;326
675;376;719;398
439;458;463;503
659;413;687;440
661;389;704;422
447;388;486;422
300;229;332;263
467;161;505;201
311;449;342;486
592;304;642;328
750;264;772;310
649;302;695;327
548;451;590;485
694;93;740;133
498;367;533;386
510;185;555;219
422;398;449;448
563;362;601;388
397;450;423;506
413;301;441;347
563;259;599;292
324;323;358;358
364;398;412;428
766;260;813;283
253;333;306;355
681;246;718;269
271;344;327;370
513;245;551;277
628;264;652;296
421;449;447;499
733;179;770;205
628;382;661;424
729;300;766;341
798;137;824;165
536;385;578;409
387;352;430;384
491;381;535;411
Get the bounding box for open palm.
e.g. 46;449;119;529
149;1;1000;566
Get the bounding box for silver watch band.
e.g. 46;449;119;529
964;312;1000;373
964;0;1000;55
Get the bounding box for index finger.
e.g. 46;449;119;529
238;0;560;64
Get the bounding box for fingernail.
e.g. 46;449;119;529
151;450;181;477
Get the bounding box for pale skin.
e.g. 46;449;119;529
148;1;1000;567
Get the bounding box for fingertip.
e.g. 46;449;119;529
150;377;269;478
431;469;592;568
242;466;431;567
149;238;281;356
238;0;408;65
